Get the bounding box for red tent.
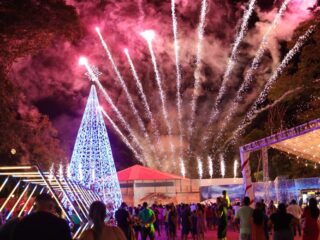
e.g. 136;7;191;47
117;165;183;181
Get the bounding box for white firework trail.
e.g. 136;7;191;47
208;156;213;178
95;28;158;162
171;0;184;164
221;87;303;151
236;0;291;100
197;157;203;179
199;0;256;147
124;49;163;153
189;0;207;137
215;0;256;108
100;106;144;164
233;159;238;178
141;30;175;156
224;25;316;147
80;59;142;153
220;154;225;178
180;158;186;177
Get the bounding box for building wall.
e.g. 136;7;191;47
119;178;243;206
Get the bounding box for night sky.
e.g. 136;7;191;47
9;0;318;174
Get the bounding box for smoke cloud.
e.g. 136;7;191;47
9;0;317;176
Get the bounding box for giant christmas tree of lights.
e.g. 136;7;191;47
69;84;122;208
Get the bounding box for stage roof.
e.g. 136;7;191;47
117;165;184;181
241;118;320;163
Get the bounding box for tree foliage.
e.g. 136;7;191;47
0;0;81;168
241;12;320;179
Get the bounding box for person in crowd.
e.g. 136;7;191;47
212;203;218;230
168;204;178;240
269;203;296;240
115;202;133;240
133;207;141;240
205;205;213;230
301;197;319;240
250;202;265;240
191;210;198;240
139;202;156;240
217;197;228;240
235;196;253;240
181;204;191;240
11;193;72;240
196;204;205;240
0;217;20;240
222;190;231;208
267;200;277;217
287;199;302;237
80;201;126;240
164;204;170;238
151;204;161;237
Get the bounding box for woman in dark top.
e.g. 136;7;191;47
269;203;296;240
217;197;227;240
302;198;320;240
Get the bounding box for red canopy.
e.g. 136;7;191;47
117;165;183;181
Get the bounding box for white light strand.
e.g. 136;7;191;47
208;156;213;178
227;25;316;146
48;163;54;182
59;163;63;181
220;154;225;178
234;159;239;178
211;0;292;146
215;0;257;107
199;0;256;148
82;62;142;153
100;106;144;163
180;158;186;178
197;157;203;179
96;28;158;163
189;0;207;138
171;0;184;165
143;32;176;156
124;49;163;154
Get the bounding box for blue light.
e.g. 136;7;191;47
69;85;122;209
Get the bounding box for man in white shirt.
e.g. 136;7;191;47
235;197;253;240
287;199;302;236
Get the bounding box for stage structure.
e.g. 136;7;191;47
0;165;101;239
240;118;320;203
69;85;122;208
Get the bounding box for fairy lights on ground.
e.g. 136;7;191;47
96;28;158;163
141;30;176;157
189;0;208;138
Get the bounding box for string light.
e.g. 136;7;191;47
69;85;122;208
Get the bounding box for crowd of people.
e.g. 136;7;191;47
0;191;319;240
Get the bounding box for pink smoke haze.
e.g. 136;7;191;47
9;0;319;173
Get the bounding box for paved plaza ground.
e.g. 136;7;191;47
136;227;304;240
